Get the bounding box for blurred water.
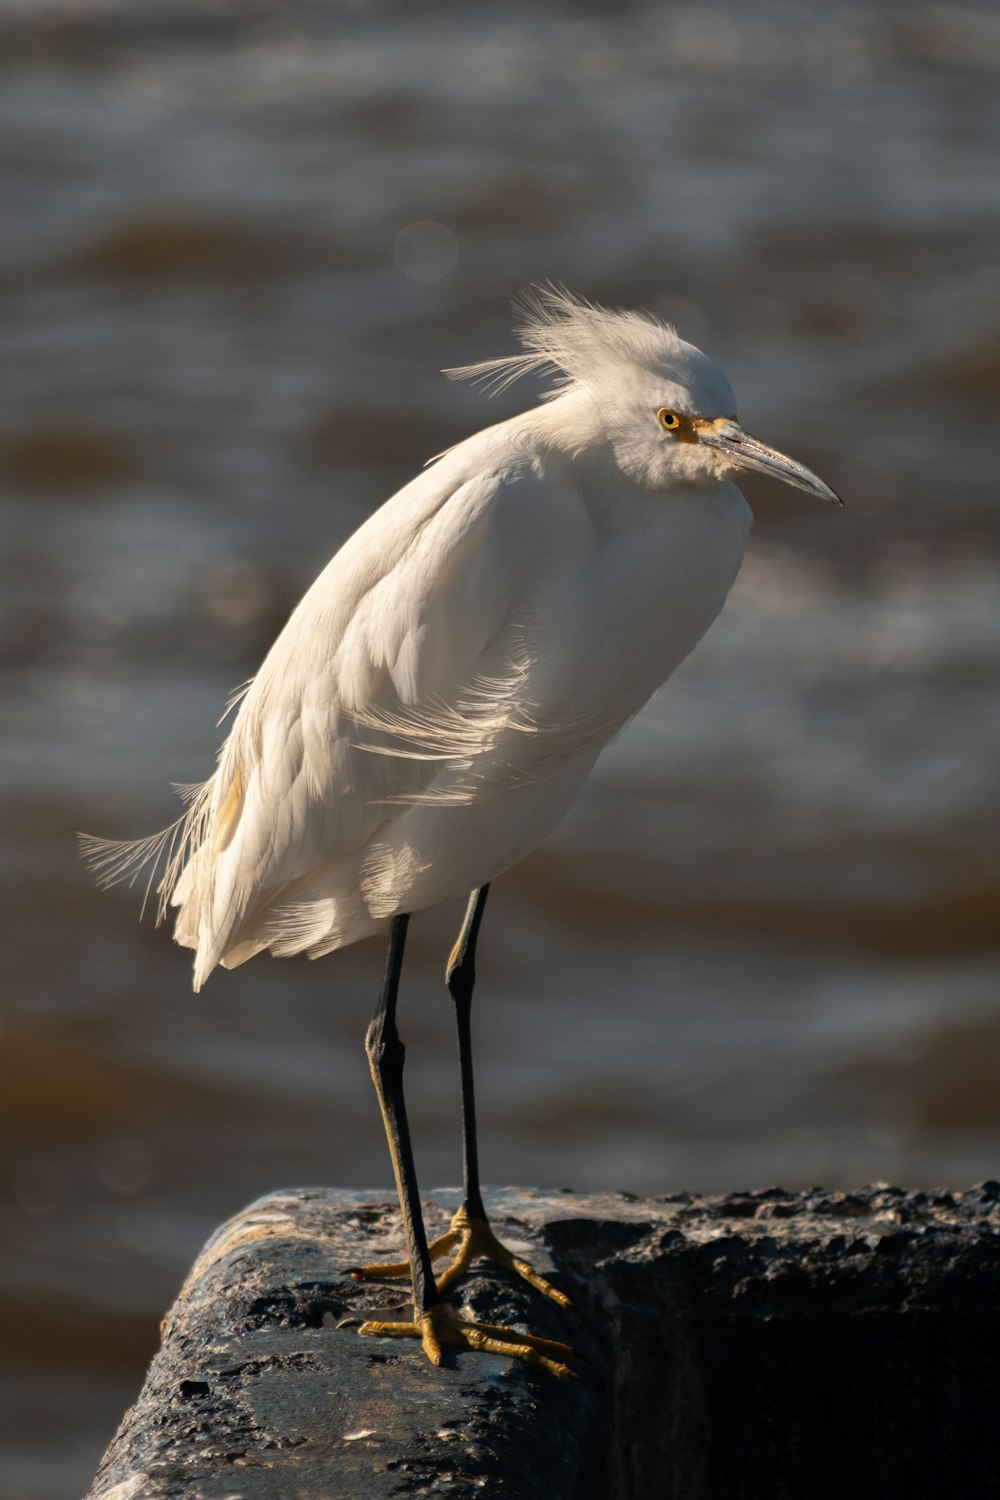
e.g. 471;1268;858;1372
2;2;1000;1495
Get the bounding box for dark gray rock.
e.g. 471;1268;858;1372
86;1187;610;1500
87;1183;1000;1500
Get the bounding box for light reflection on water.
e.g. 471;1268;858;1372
2;3;1000;1496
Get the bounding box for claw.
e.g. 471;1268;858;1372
358;1304;575;1381
346;1255;417;1280
350;1205;571;1308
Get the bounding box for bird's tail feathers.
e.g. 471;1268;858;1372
77;778;215;925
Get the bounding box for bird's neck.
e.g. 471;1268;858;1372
520;392;661;537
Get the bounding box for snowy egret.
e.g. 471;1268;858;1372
84;288;839;1379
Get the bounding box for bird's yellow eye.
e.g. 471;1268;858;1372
657;408;681;431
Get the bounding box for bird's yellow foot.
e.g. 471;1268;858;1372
357;1301;575;1380
349;1204;571;1307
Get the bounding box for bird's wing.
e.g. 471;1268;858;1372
161;448;550;982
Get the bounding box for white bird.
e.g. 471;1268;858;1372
85;288;839;1378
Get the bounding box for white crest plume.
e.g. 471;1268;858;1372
446;284;685;399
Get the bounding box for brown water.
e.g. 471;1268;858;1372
2;3;1000;1495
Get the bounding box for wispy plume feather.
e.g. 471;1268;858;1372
346;651;538;804
446;283;683;400
77;779;214;923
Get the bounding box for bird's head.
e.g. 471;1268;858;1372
450;286;840;505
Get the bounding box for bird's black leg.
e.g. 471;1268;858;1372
420;884;571;1309
352;905;574;1376
446;884;491;1220
363;913;438;1318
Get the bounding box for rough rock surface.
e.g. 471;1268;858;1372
87;1183;1000;1500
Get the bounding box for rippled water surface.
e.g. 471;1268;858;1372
2;3;1000;1495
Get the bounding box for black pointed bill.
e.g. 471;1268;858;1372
695;419;842;505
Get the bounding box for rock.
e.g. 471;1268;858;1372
87;1184;1000;1499
86;1187;609;1500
